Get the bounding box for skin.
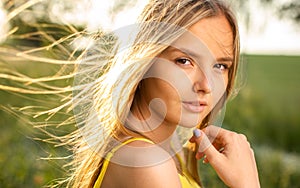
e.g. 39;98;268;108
101;14;260;188
190;126;260;188
128;13;232;143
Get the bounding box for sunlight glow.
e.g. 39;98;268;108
48;0;104;28
48;0;147;32
47;0;299;55
239;0;300;55
2;0;299;54
0;2;9;43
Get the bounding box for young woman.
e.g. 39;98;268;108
57;0;260;187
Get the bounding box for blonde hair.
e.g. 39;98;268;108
1;0;240;187
64;0;241;187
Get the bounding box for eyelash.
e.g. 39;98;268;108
175;57;230;72
175;57;192;66
213;63;229;71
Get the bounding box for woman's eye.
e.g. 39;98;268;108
214;63;228;71
175;58;192;65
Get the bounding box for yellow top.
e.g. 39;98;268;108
93;137;201;188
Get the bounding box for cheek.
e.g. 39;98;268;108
140;78;183;124
224;73;230;95
142;77;184;107
143;60;196;101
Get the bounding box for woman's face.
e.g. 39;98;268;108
136;14;234;129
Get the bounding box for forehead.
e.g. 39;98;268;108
188;14;234;59
169;14;234;61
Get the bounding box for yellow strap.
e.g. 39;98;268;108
174;148;201;188
109;137;154;156
93;137;154;188
178;173;201;188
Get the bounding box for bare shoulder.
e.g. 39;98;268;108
101;140;181;188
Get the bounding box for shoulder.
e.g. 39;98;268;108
101;140;181;188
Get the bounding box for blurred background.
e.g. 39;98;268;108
0;0;299;187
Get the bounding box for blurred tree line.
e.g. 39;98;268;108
1;0;300;46
235;0;300;26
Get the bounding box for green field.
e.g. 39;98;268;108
227;55;300;152
1;54;300;187
201;54;300;188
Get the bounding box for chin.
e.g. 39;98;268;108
178;107;213;128
177;113;204;128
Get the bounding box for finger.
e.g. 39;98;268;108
193;129;221;162
189;131;205;159
201;138;224;165
195;126;226;153
192;129;210;150
239;133;247;141
192;129;206;159
202;125;225;142
203;125;237;147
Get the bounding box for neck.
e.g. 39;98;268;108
126;94;178;145
125;96;186;171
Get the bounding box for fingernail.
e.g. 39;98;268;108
193;129;201;138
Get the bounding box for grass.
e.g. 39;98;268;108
0;54;300;187
225;54;300;153
199;54;300;188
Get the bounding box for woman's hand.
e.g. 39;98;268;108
189;126;260;188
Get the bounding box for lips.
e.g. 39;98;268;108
182;100;208;113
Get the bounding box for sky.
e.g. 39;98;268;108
0;0;299;55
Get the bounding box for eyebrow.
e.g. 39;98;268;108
216;57;234;64
166;46;202;60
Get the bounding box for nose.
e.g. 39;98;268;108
193;70;212;94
